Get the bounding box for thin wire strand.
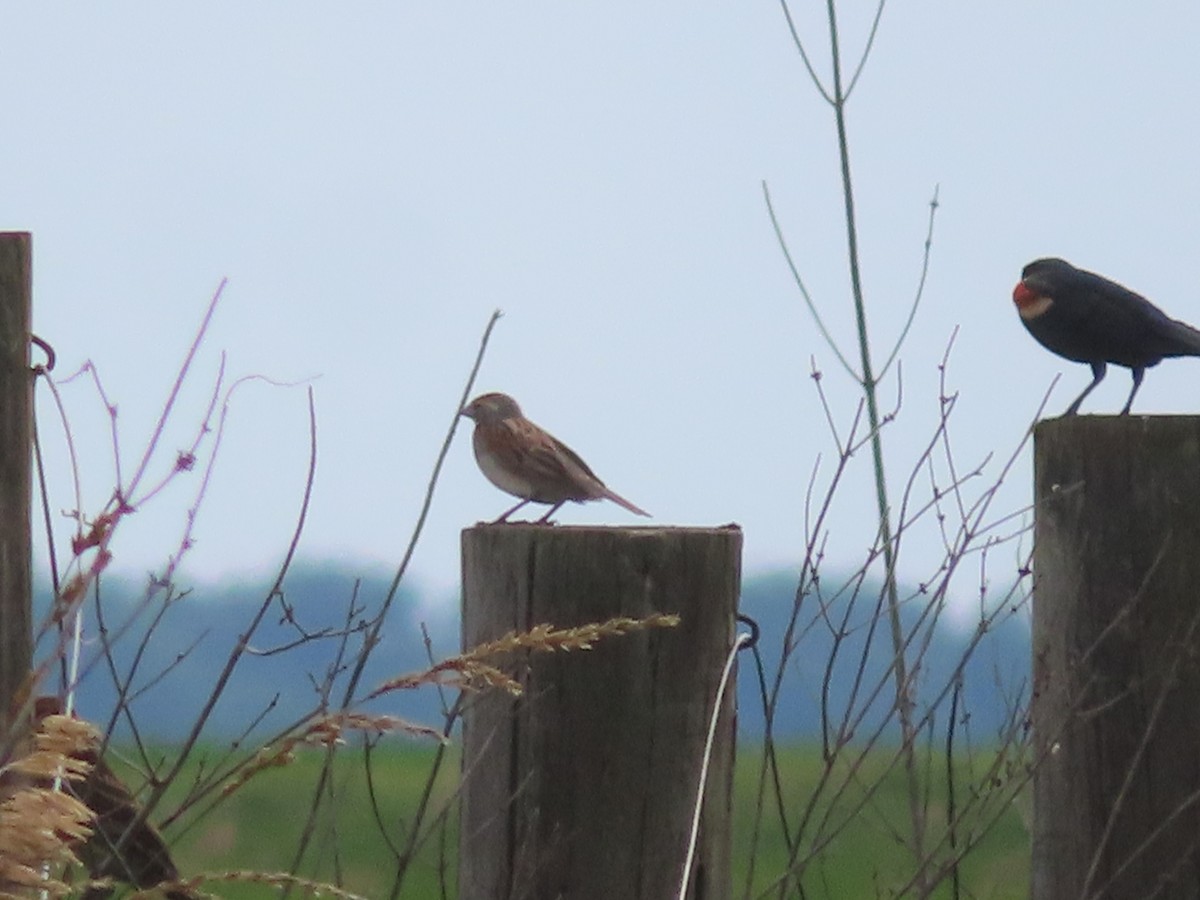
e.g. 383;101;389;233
30;376;65;687
677;629;752;900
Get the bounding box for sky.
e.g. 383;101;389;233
4;5;1199;606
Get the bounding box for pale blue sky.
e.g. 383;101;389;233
5;5;1199;600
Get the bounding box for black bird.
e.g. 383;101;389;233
1013;257;1200;415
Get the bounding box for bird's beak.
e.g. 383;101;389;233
460;405;474;420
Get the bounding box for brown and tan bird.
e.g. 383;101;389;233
461;392;650;523
7;697;199;900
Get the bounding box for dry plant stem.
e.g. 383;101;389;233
893;549;1190;898
383;697;464;900
822;2;930;882
124;279;227;500
742;374;862;897
41;366;88;522
295;596;377;898
264;577;368;654
89;375;311;769
752;377;858;842
756;374;906;859
161;704;324;839
19;292;393;898
368;615;681;702
747;354;1040;897
91;583;196;774
772;0;937;887
892;718;1034;897
375;624;461;895
340;309;503;704
760;593;1030;898
371;614;678;896
821;579;1031;865
944;679;962;898
847;571;1034;898
23;282;230;713
120;373;314;721
362;742;403;864
130;870;370;900
420;621;456;722
3;290;231;765
778;0;887;100
0;711;97;845
130;353;227;511
94;386;317;871
64;584;199;742
879;190;940;380
284;309;502;888
763;183;855;380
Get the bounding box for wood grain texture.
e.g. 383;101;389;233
0;233;31;717
1032;416;1200;899
460;524;741;900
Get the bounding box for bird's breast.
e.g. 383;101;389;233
1013;282;1055;320
473;431;535;499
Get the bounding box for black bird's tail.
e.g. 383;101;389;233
1162;317;1200;358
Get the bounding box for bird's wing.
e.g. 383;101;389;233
1033;270;1185;366
506;419;601;498
549;433;649;514
1085;277;1200;360
545;433;603;484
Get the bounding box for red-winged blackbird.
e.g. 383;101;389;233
1014;257;1200;415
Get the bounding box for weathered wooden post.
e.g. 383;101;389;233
1031;416;1200;899
460;524;741;900
0;233;32;715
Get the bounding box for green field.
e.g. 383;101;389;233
160;743;1029;898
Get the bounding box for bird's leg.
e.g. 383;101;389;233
535;501;566;525
1119;367;1145;415
1064;361;1107;416
493;499;530;524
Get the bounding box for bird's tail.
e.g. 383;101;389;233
1163;318;1200;357
602;488;650;518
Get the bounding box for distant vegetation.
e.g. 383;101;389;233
37;563;1029;744
160;741;1028;899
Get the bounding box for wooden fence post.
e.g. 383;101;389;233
0;233;32;715
1031;416;1200;899
460;524;741;900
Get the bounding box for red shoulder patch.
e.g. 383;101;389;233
1013;281;1054;319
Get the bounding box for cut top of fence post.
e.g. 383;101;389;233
1031;415;1200;900
459;523;742;900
